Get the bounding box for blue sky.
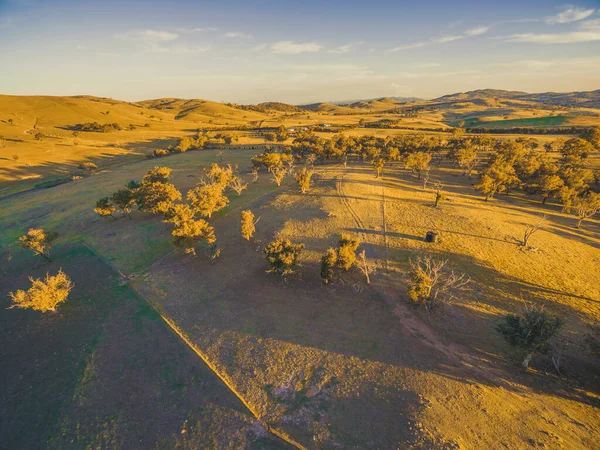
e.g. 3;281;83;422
1;0;599;103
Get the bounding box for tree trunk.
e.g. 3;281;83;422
41;252;52;262
522;352;533;369
542;195;547;205
576;218;583;228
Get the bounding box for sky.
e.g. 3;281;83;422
0;0;599;104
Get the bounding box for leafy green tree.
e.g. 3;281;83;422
9;269;73;313
496;303;562;369
19;228;58;262
187;183;229;218
264;238;304;275
476;158;519;201
371;158;385;178
405;152;431;179
164;203;196;227
135;167;182;215
580;126;600;149
295;167;314;193
456;145;479;177
94;197;117;219
204;163;235;187
241;209;259;240
275;125;289;142
320;248;338;284
537;174;564;204
110;188;136;218
336;233;359;271
171;218;216;255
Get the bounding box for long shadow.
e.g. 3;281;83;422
345;227;424;242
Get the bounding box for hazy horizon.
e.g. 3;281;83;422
1;0;600;104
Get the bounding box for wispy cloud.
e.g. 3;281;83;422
176;27;218;33
545;6;595;25
116;29;179;42
389;25;489;51
505;19;600;44
328;42;364;54
224;32;252;39
271;41;322;54
251;43;268;52
465;26;489;36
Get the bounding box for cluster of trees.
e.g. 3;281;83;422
320;234;360;283
73;122;122;133
94;164;253;257
474;134;599;228
262;125;289;143
149;135;209;159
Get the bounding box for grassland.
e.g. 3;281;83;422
3;93;599;197
0;243;286;449
1;91;600;448
2;141;599;448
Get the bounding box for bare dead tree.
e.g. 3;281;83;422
230;176;248;196
358;249;373;284
422;169;431;189
407;256;470;315
522;214;547;248
251;168;259;182
271;167;287;187
433;182;445;208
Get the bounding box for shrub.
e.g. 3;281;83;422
264;238;304;275
496;303;562;369
9;269;73;312
153;148;170;158
78;161;98;174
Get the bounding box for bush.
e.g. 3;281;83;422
264;238;304;275
9;269;73;312
153;148;170;158
78;161;98;174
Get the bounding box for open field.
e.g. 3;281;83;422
0;243;286;449
2;136;599;448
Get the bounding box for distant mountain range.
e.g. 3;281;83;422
432;88;600;108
